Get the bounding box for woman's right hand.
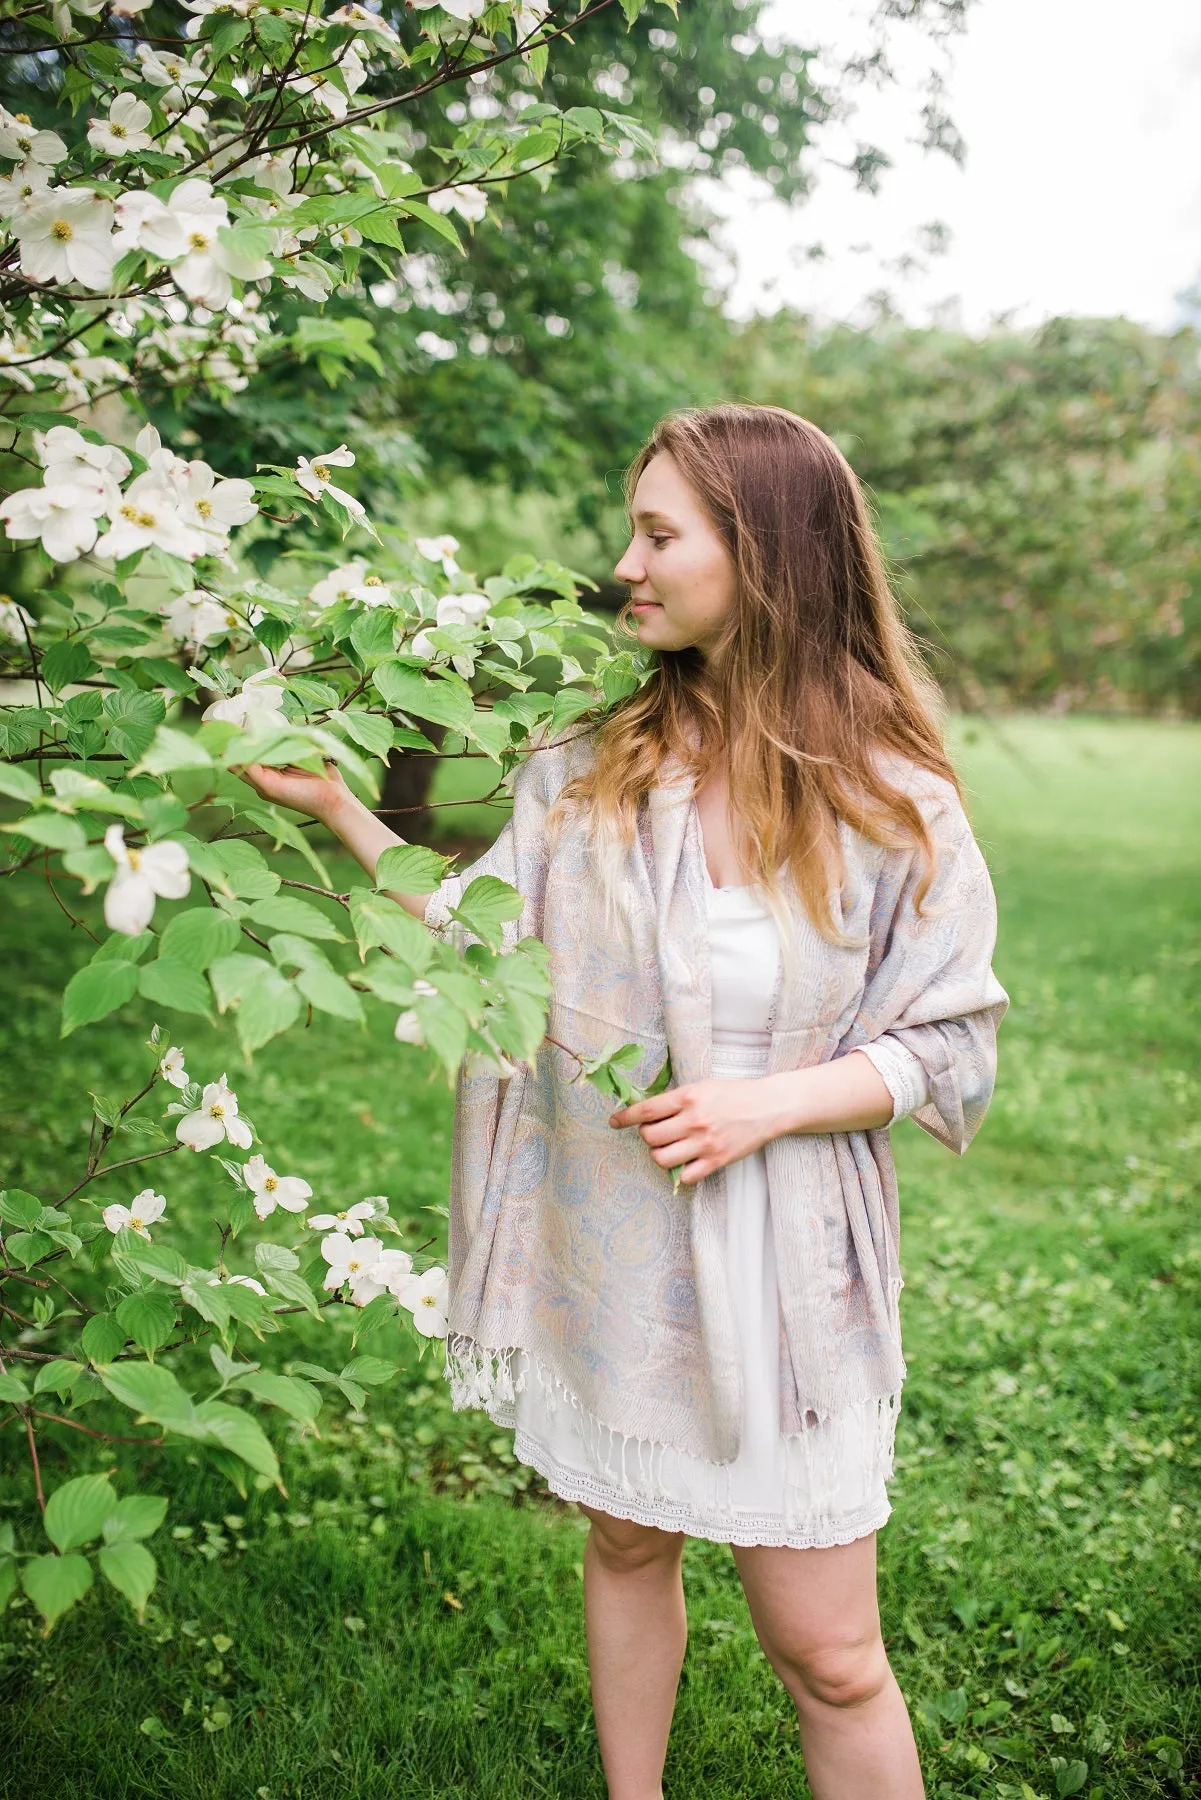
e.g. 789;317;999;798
239;759;355;826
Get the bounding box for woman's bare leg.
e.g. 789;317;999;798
578;1503;688;1800
733;1532;925;1800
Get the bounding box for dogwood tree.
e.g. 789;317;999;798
0;0;673;1634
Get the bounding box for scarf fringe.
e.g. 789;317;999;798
444;1333;901;1549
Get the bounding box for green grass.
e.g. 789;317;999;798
1;715;1198;1799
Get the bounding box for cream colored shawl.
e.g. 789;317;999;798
424;729;1009;1466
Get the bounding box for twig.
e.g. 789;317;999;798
59;1141;184;1205
24;1413;45;1512
32;1410;165;1447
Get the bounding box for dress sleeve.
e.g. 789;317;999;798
857;1037;933;1122
849;773;1010;1155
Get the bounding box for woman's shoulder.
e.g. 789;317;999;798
513;719;600;806
866;744;963;818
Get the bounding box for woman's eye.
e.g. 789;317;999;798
649;534;670;548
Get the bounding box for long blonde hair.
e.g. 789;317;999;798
548;403;962;988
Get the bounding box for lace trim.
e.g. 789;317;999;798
445;1335;900;1552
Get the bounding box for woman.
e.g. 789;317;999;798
245;403;1009;1800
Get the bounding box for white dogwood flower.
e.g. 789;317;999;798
414;534;459;576
87;93;154;158
212;1267;268;1296
436;591;491;628
307;560;370;610
0;161;51;224
175;461;257;550
103;824;191;936
16;189;117;289
201;665;288;728
295;444;364;518
396;1265;450;1337
409;0;489;19
0;599;36;640
308;1199;377;1237
159;1045;188;1088
102;1188;167;1240
93;472;210;562
394;976;437;1046
224;1267;266;1296
176;1073;254;1151
135;43;210;100
162;588;239;650
427;183;488;224
35;424;131;487
0;110;68;166
244;1153;313;1220
0;478;108;562
320;1232;384;1304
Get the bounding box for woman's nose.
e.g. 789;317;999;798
613;544;643;584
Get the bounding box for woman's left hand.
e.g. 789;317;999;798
608;1078;788;1188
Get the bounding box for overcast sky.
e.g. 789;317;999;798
700;0;1201;332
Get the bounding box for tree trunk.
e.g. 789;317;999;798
375;724;446;842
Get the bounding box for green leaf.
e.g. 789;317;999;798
234;1370;322;1427
372;659;476;732
22;1553;92;1632
157;906;242;971
192;1399;281;1486
44;1473;116;1552
41;638;99;693
0;1189;43;1229
5;1229;54;1268
103;689;166;761
125;1241;189;1287
133;726;213;777
450;875;525;950
3;811;87;851
115;1291;177;1355
33;1359;83;1399
294;963;364;1023
61;843;118;894
102;1494;168;1545
81;1313;127;1364
375;843;449;896
97;1361;196;1431
98;1541;156;1622
263;1267;321;1318
347;888;433;969
247;896;344;940
61;960;140;1037
138;956;214;1018
0;1370;31;1405
253;1242;299;1273
0;765;41;803
340;1355;398;1387
208;954;302;1054
333;710;394;761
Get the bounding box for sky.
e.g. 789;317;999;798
700;0;1201;332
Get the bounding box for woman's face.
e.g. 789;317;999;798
613;451;737;658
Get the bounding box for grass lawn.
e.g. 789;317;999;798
1;713;1198;1799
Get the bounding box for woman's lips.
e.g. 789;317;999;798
631;600;661;612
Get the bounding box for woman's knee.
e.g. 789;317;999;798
579;1505;685;1575
767;1630;892;1712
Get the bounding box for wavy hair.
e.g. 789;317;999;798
547;403;963;989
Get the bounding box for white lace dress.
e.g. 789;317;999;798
491;871;933;1550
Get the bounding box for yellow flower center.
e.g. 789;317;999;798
195;497;213;517
188;230;210;252
112;124;128;140
264;1174;278;1191
209;1102;226;1120
15;113;31;125
313;464;331;484
127;847;142;871
129;1213;143;1230
51;218;72;243
419;1293;437;1309
364;574;382;586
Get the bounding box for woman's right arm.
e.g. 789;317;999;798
239;761;432;924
